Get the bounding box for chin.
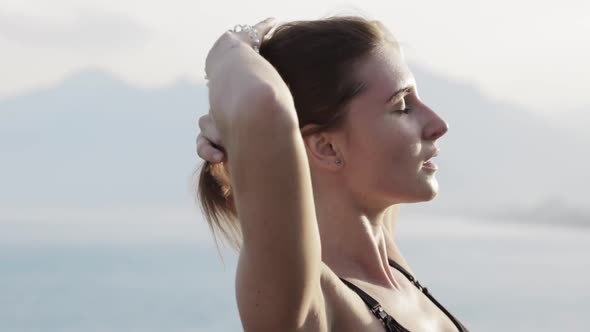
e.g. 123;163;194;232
424;183;439;201
384;179;440;204
423;177;439;199
394;190;438;204
409;185;439;203
424;191;438;201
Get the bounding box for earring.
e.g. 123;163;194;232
335;159;342;165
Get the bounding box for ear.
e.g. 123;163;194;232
301;124;344;171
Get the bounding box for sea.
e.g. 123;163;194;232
1;214;589;332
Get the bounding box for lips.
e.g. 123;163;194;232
422;160;438;170
421;149;440;171
423;148;440;164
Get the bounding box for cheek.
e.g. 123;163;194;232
350;132;419;181
345;117;419;171
391;140;420;167
378;129;419;168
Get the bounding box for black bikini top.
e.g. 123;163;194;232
339;258;470;332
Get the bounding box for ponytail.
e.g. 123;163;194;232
195;160;242;251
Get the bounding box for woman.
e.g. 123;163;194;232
195;16;469;332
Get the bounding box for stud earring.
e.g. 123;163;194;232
335;159;342;165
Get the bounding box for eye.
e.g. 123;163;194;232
389;94;415;115
393;100;412;114
394;96;414;114
390;106;412;115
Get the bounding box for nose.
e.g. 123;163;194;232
427;120;448;140
421;104;449;141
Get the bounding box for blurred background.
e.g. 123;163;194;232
1;0;588;331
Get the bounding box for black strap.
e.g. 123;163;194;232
339;277;408;332
338;277;381;312
339;259;469;332
387;259;469;332
423;290;469;332
387;259;429;294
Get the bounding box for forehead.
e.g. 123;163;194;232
355;43;415;100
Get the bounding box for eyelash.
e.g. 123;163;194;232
391;95;414;114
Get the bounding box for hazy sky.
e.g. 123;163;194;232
1;0;588;114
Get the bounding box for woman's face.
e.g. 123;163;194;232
338;42;449;207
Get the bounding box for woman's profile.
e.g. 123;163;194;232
195;15;469;332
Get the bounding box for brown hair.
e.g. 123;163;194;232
195;16;390;251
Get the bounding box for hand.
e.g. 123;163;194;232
204;18;294;142
204;17;277;81
196;113;225;163
200;18;277;165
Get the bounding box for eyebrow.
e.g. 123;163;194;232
386;86;413;104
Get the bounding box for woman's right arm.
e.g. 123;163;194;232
205;22;326;331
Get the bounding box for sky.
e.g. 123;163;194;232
2;4;587;327
1;0;589;115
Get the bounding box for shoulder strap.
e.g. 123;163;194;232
338;277;381;312
339;277;408;332
387;258;428;293
388;259;469;332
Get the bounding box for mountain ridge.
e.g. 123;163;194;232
1;65;587;226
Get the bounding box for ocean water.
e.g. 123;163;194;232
1;216;589;332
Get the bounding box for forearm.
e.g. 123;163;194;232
226;89;323;326
208;44;297;141
225;94;300;195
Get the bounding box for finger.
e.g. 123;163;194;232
253;17;278;39
197;135;224;163
199;116;225;153
198;114;223;146
196;134;217;158
197;135;225;163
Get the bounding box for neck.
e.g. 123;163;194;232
314;183;405;290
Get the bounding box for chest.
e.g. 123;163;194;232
322;269;460;332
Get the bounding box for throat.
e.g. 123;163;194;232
324;247;403;291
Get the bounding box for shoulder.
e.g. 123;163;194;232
318;262;384;332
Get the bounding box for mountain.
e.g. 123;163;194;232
0;66;587;226
0;69;205;209
537;105;590;135
405;64;589;223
